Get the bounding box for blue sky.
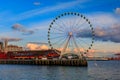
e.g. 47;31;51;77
0;0;120;57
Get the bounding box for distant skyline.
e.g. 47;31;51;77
0;0;120;57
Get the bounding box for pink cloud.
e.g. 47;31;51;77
26;43;49;50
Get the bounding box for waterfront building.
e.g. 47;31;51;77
7;45;23;51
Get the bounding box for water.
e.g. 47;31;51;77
0;61;119;80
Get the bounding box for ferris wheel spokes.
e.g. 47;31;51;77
48;12;94;59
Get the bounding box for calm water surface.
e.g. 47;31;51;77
0;61;119;80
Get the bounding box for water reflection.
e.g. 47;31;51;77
43;66;88;80
0;65;88;80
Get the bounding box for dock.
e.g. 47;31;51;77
0;59;88;66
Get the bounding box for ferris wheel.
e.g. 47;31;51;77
48;12;94;58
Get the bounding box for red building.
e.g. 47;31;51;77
0;49;60;59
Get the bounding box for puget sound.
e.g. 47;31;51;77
0;60;119;80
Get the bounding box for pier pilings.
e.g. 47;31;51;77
0;59;87;66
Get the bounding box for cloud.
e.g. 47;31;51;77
0;37;22;42
39;45;49;50
26;43;39;50
33;2;41;6
95;23;120;42
74;48;85;53
76;23;120;43
115;8;120;15
88;13;119;26
76;13;119;43
29;42;48;45
12;23;34;35
26;43;49;50
57;48;70;53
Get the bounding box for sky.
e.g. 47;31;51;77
0;0;120;57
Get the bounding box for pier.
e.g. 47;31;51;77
0;12;93;67
0;59;87;66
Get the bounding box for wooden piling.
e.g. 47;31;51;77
0;59;87;66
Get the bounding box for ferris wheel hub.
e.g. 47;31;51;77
68;32;73;36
